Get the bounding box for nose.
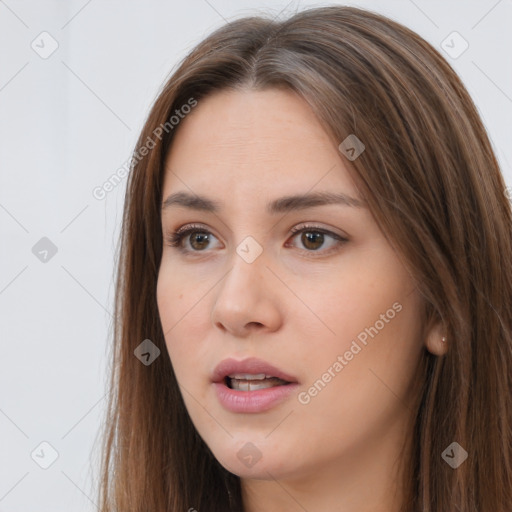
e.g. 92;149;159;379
211;249;283;338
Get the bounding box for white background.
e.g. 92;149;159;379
0;0;511;510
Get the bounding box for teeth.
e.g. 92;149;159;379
228;373;268;380
228;376;288;391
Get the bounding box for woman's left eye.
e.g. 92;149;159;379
165;224;348;255
286;225;348;254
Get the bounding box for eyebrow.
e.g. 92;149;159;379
161;190;365;214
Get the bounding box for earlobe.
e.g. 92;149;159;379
424;321;449;356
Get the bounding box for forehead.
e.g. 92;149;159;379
162;88;358;201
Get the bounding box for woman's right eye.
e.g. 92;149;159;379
165;225;221;253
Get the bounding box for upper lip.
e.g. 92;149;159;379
212;357;298;384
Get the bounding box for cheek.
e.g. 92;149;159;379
156;270;189;367
294;247;423;400
287;251;412;350
289;300;423;471
156;267;212;384
156;262;199;333
298;283;423;420
156;270;177;338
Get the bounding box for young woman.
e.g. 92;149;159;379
98;5;512;511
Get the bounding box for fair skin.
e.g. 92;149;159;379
157;88;446;512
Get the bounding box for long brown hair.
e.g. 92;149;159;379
97;6;512;511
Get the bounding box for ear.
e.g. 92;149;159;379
424;320;449;356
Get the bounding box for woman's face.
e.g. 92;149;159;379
157;88;425;484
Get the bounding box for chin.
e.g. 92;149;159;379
208;437;298;480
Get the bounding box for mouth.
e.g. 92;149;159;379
212;357;299;413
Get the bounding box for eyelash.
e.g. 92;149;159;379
164;223;348;257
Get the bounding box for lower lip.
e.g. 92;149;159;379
213;381;299;413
